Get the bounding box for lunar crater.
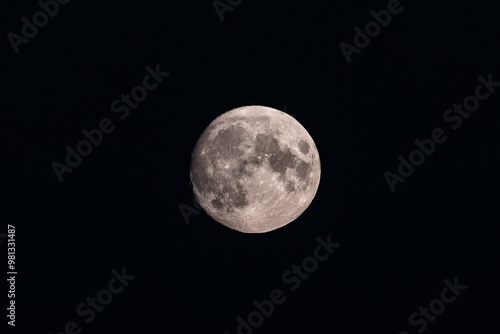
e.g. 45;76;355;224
190;106;320;233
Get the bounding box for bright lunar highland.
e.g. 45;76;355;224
190;106;321;233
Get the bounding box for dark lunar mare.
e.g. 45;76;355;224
253;133;313;189
191;122;314;217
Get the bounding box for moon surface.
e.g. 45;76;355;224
189;105;321;233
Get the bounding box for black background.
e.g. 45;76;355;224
1;0;499;333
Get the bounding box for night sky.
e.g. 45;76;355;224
1;0;499;333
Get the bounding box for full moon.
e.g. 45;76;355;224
189;105;321;233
